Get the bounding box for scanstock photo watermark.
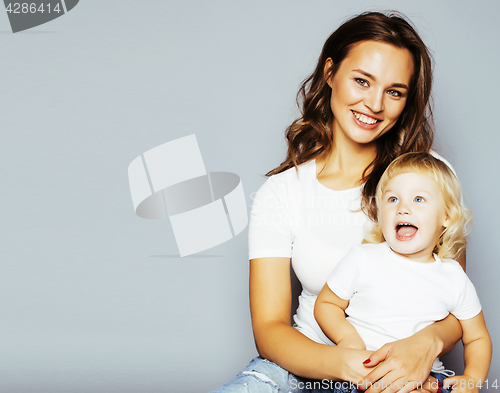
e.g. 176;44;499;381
3;0;79;33
289;378;500;391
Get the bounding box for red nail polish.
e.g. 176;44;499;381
362;358;371;365
437;388;442;393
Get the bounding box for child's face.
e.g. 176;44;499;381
380;172;449;262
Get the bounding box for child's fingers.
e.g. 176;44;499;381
443;376;458;390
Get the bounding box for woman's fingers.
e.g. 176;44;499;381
359;370;438;393
360;371;406;393
362;344;390;368
360;361;393;392
423;376;439;393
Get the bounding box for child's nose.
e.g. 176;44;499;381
397;203;411;215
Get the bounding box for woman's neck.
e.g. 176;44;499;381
316;138;377;191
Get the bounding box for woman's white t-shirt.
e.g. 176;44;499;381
249;159;367;344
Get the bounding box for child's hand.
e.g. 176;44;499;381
336;333;366;350
443;375;481;393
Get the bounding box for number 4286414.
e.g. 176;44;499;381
5;3;62;14
450;380;499;390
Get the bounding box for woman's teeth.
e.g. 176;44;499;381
352;111;378;125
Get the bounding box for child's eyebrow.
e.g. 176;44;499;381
382;188;432;195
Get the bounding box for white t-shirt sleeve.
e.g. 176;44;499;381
248;179;294;260
451;273;482;320
326;246;364;300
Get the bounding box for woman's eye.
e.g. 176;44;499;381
388;197;398;203
414;196;425;202
355;78;369;87
387;89;402;97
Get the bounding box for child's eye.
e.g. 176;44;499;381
388;197;398;203
414;196;425;202
355;78;369;87
387;89;402;98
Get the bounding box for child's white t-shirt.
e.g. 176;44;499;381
327;242;482;372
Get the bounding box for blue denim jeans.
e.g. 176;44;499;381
210;356;453;393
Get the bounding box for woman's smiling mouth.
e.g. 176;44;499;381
351;110;380;125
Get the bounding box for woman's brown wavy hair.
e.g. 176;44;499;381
267;11;434;221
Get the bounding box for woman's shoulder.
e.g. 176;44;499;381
260;160;317;194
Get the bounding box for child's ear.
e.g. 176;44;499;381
443;215;450;228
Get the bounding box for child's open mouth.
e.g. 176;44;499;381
395;222;418;241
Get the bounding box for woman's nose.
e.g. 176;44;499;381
364;89;384;113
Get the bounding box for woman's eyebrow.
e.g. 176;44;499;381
353;69;409;90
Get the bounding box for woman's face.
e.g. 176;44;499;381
327;40;414;148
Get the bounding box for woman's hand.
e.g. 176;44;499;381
356;314;461;393
355;337;436;393
407;375;440;393
329;346;374;383
356;371;440;393
410;375;440;393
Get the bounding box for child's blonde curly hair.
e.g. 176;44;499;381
366;152;472;261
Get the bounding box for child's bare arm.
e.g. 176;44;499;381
314;283;365;350
443;311;492;393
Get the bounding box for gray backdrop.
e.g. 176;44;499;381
1;1;498;392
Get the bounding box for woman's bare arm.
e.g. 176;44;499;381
250;257;372;381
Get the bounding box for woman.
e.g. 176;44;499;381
213;11;463;393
